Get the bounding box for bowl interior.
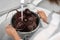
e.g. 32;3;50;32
11;9;40;33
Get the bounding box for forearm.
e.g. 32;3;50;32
13;35;20;40
13;32;22;40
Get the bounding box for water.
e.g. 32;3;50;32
21;5;24;21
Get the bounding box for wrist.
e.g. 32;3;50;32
13;35;20;40
12;33;21;40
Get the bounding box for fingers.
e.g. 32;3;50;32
6;24;15;30
6;24;13;31
6;24;10;31
6;24;21;39
37;10;48;24
6;24;17;36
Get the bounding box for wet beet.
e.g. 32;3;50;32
11;9;39;32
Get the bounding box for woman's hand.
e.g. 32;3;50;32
6;24;22;40
37;10;48;24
